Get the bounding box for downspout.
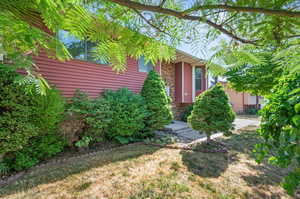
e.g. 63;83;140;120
182;61;185;103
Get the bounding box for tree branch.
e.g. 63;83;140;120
133;9;171;37
183;4;300;18
159;0;166;7
107;0;257;44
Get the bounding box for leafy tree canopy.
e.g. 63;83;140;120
225;53;283;96
1;0;300;74
255;73;300;195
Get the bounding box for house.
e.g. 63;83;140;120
33;33;207;119
220;81;264;113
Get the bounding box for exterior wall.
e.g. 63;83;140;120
222;82;263;113
225;87;245;113
247;95;257;105
183;62;193;103
162;61;190;119
34;52;158;98
175;62;183;103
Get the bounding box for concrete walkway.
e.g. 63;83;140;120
160;118;260;144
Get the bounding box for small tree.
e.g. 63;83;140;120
188;84;235;142
141;70;173;132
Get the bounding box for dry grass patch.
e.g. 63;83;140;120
0;130;294;199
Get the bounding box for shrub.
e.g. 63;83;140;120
0;68;66;171
32;88;66;134
141;70;173;132
103;88;148;143
66;89;91;115
67;88;148;145
0;68;39;155
245;107;259;115
84;97;112;140
181;105;193;122
255;73;300;195
188;84;235;142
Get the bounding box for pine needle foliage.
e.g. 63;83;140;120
141;70;173;133
188;84;235;142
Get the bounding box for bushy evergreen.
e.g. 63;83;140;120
102;88;148;143
68;88;149;145
0;68;66;173
188;84;235;142
141;70;173;132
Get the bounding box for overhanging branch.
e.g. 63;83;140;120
107;0;257;44
183;4;300;18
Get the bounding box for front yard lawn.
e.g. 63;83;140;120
0;127;294;199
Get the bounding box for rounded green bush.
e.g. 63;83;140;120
103;88;148;142
188;84;235;141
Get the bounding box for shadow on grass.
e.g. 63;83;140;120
0;143;160;197
181;130;289;185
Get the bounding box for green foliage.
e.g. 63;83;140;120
67;88;149;144
180;105;193;122
225;53;282;96
4;133;66;171
188;84;235;141
0;68;66;171
0;68;38;155
75;136;94;148
67;89;91;115
255;73;300;195
32;87;65;133
103;88;148;140
245;108;259;115
0;162;10;176
141;70;173;132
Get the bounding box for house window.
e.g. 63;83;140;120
138;56;153;72
58;30;108;64
195;67;202;91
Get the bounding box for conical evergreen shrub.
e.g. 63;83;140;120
141;70;173;133
188;84;235;142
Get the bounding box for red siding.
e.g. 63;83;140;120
175;62;182;103
34;52;158;98
184;62;193;103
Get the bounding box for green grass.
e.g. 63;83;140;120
0;128;294;199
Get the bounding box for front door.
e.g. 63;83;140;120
194;66;203;96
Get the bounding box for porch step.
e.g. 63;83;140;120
163;120;205;142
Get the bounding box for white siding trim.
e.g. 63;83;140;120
182;61;185;103
192;66;195;102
